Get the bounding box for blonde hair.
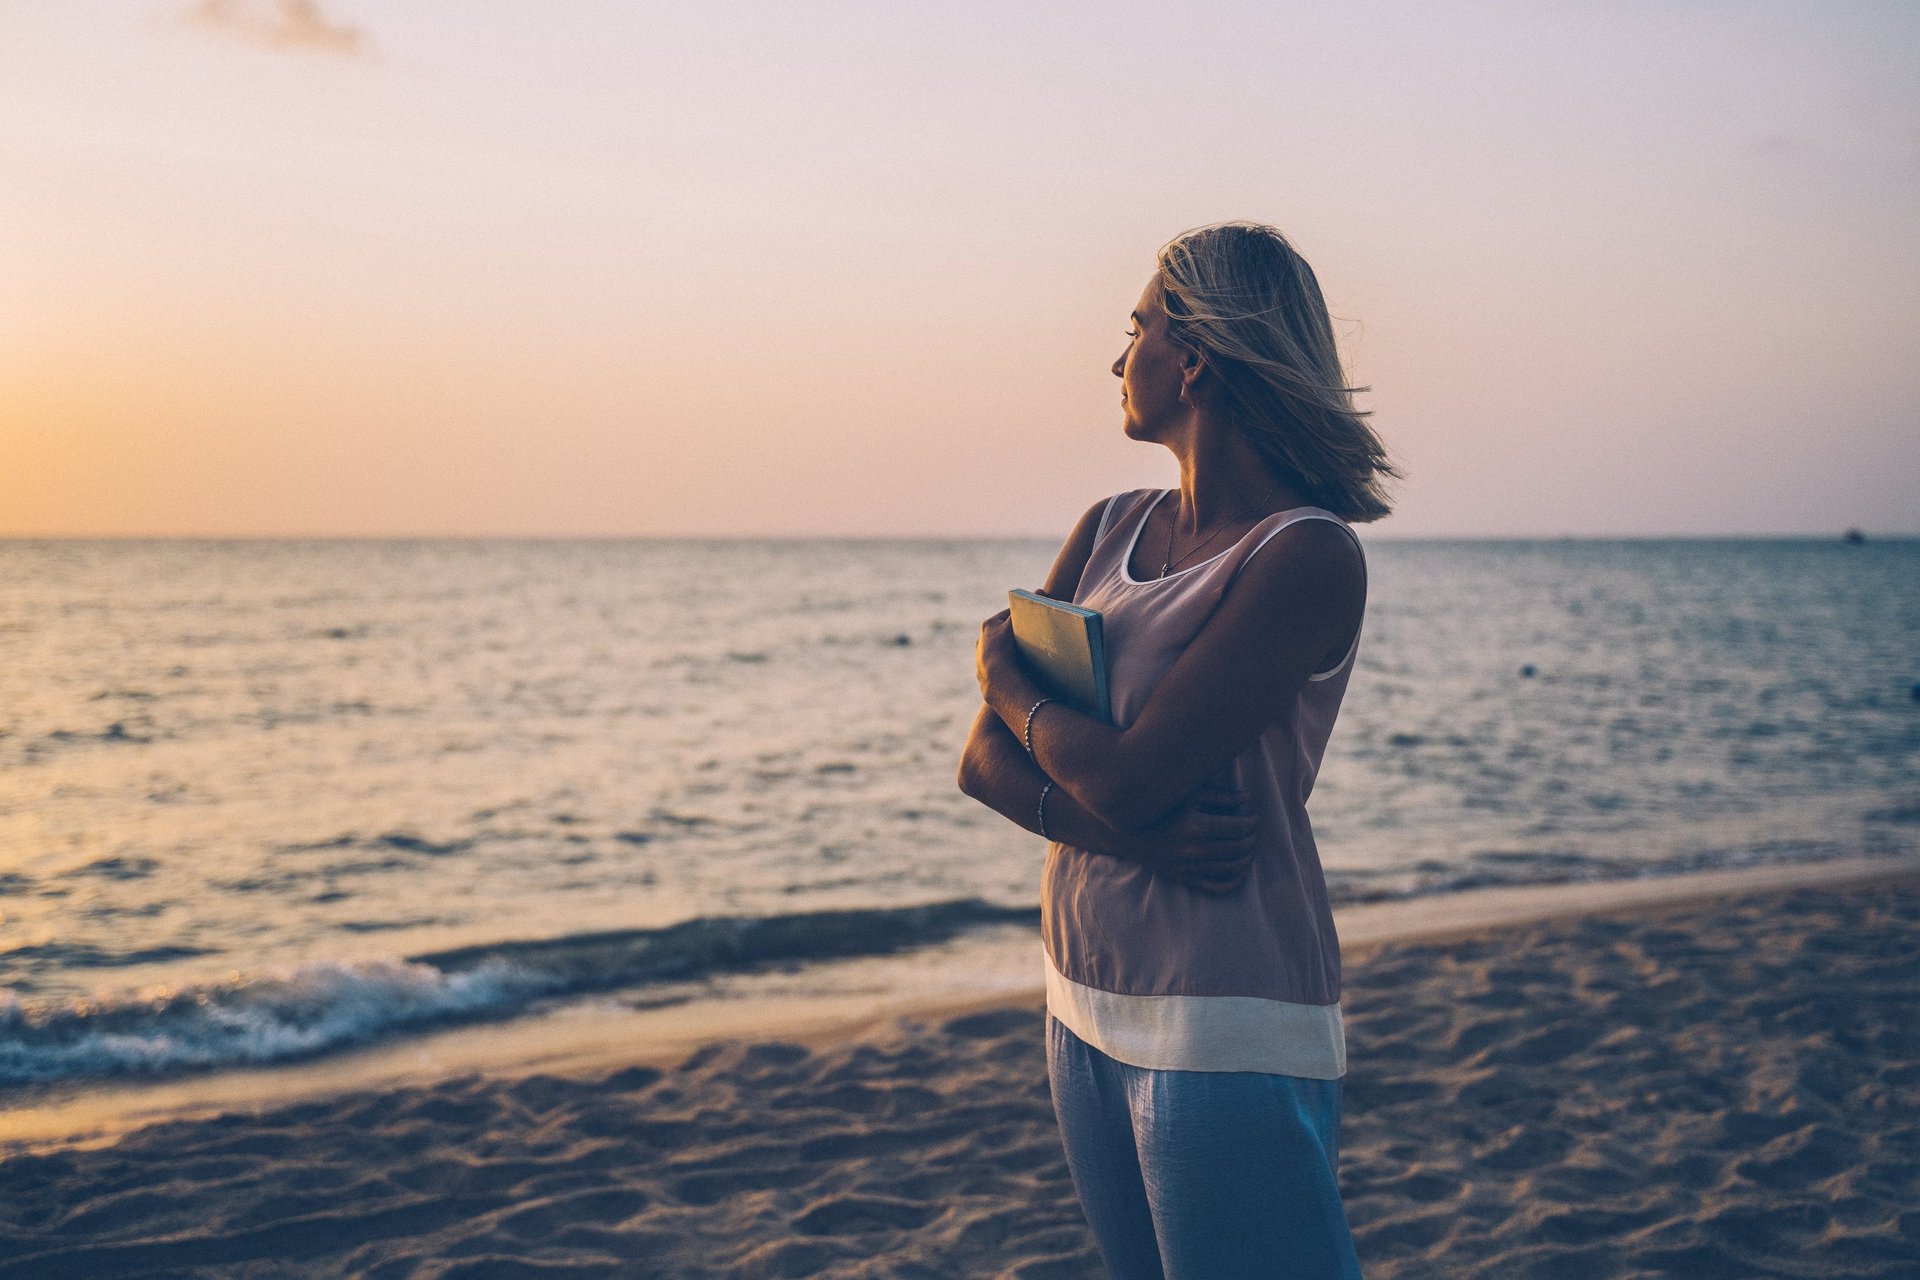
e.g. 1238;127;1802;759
1156;221;1399;522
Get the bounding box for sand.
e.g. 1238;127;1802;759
2;867;1917;1279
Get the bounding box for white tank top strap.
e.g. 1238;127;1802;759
1079;491;1162;597
1242;507;1364;562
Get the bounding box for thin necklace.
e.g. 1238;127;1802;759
1160;481;1280;578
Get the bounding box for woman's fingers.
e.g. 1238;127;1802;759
975;610;1015;693
1168;807;1255;863
1141;788;1258;883
1165;862;1251;895
1173;839;1255;868
1186;809;1257;839
1168;849;1252;875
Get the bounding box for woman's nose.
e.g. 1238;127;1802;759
1111;353;1125;377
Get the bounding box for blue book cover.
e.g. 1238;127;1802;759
1007;588;1111;724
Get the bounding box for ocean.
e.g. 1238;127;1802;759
2;535;1916;1095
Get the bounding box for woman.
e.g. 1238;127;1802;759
958;221;1395;1279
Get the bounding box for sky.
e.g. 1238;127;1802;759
2;1;1916;538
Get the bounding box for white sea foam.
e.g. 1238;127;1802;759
0;899;1039;1087
0;956;556;1086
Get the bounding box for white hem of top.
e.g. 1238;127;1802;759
1044;951;1347;1079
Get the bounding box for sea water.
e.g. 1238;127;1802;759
2;536;1916;1091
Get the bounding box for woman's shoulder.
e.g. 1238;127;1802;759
1042;491;1163;600
1229;510;1367;609
1094;489;1167;540
1208;511;1367;678
1244;507;1364;563
1073;489;1165;547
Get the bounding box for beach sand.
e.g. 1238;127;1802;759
2;864;1916;1279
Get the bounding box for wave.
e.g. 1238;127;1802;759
1323;840;1911;905
9;838;1909;1092
0;899;1037;1090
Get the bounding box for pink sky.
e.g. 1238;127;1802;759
3;2;1916;537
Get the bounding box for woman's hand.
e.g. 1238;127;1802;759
975;608;1035;707
1112;785;1259;896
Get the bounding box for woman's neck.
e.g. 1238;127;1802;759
1167;417;1306;530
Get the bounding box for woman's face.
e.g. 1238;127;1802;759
1112;274;1195;442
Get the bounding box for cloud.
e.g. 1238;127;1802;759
183;0;371;57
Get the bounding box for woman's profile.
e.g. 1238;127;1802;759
959;220;1396;1278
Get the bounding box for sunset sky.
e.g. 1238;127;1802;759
3;2;1915;538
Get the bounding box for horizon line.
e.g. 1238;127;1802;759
4;530;1915;544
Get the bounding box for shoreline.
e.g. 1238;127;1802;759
5;852;1915;1156
1;858;1915;1277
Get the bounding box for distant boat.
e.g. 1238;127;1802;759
1842;528;1866;544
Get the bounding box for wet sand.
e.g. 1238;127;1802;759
2;865;1916;1278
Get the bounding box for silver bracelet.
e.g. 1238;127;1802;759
1023;696;1054;757
1037;779;1055;841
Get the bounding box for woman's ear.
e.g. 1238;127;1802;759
1178;350;1207;402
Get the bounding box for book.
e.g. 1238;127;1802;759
1007;589;1111;724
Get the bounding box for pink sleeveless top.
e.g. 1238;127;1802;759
1041;488;1364;1078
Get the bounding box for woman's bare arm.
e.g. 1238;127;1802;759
957;704;1258;891
977;518;1364;833
955;497;1261;890
955;500;1104;836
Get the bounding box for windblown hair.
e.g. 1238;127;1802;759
1156;221;1399;522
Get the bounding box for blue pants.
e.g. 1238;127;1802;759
1047;1016;1363;1280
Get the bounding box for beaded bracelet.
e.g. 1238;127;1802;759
1023;696;1054;757
1037;779;1055;841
